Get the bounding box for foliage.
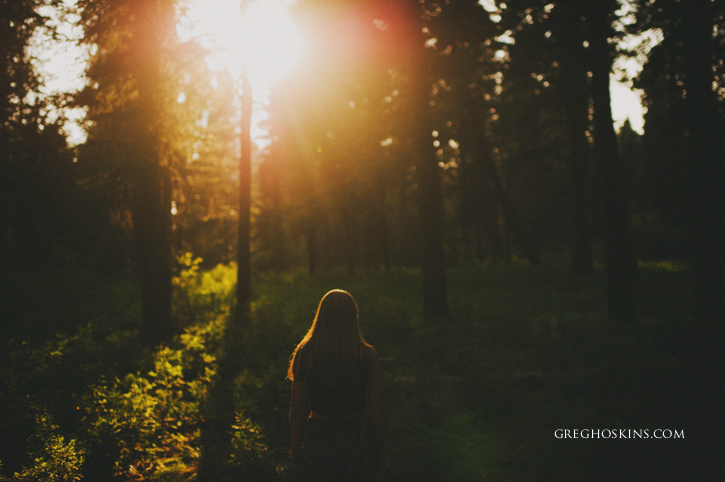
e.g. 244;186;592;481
172;253;237;325
0;411;84;482
82;318;222;479
173;68;240;267
79;260;282;480
1;0;86;271
228;414;280;480
0;255;713;480
1;260;280;481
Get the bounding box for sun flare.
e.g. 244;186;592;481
181;0;306;88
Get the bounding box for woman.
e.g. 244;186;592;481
288;289;384;481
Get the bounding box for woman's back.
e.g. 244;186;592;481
305;353;371;416
288;290;383;480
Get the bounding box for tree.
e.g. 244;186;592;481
625;4;689;261
586;0;637;325
431;0;506;264
495;1;591;266
499;0;635;322
173;67;239;267
497;1;598;271
630;0;725;324
399;0;449;318
678;0;725;322
554;1;594;274
77;0;184;344
236;74;252;321
1;0;54;271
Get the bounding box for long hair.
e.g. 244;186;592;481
288;289;369;380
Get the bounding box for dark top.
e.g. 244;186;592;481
304;355;370;416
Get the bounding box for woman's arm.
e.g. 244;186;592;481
369;347;385;451
289;377;307;464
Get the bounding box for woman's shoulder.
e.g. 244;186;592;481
361;343;380;368
291;341;313;379
365;343;378;358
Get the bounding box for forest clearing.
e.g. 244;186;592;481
1;261;719;480
2;0;723;480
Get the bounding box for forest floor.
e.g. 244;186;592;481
1;260;722;481
333;264;721;481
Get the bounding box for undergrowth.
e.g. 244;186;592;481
0;256;705;480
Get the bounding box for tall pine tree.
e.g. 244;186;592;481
77;0;181;344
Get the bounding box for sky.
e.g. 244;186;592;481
29;0;648;147
30;0;88;145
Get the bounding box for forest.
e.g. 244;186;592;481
1;0;723;480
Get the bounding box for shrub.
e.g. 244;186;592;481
1;411;84;482
82;319;222;479
173;253;236;325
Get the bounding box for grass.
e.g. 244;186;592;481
245;261;716;480
1;260;721;480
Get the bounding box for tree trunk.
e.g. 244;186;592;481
414;120;449;319
587;0;637;326
372;182;392;271
489;159;541;266
679;0;725;324
133;161;173;345
459;107;540;265
132;0;172;345
404;0;449;318
558;3;594;275
236;74;252;322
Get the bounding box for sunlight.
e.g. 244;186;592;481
181;0;306;89
29;0;88;146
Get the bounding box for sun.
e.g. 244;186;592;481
238;1;306;85
180;0;306;89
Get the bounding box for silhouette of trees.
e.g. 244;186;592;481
1;0;74;273
497;0;637;324
587;0;637;325
6;0;724;327
630;0;725;322
76;0;224;344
